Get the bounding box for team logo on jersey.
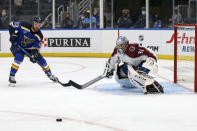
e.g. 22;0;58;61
41;38;91;47
129;46;135;52
21;36;35;46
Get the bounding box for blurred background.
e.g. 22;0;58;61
0;0;197;29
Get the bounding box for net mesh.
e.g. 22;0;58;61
176;26;195;89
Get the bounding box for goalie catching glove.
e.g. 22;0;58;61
102;62;114;78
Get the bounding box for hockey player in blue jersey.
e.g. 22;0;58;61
8;16;58;86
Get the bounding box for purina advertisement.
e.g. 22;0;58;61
43;38;90;47
40;30;102;53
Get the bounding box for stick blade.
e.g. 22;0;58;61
57;80;71;87
69;80;83;89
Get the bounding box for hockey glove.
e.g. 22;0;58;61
10;34;18;45
30;57;37;63
29;50;39;63
103;62;114;79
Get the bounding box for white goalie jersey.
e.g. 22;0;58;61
107;43;159;91
105;39;163;94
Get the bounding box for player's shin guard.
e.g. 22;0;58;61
42;64;58;82
36;57;50;75
10;60;21;76
37;58;58;82
10;64;19;76
42;64;51;75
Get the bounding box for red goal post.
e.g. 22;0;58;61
174;24;197;92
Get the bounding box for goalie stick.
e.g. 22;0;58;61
64;61;112;89
64;75;106;89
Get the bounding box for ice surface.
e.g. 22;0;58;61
0;57;196;131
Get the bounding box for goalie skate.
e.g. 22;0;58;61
143;81;164;94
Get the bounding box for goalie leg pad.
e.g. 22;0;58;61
127;65;155;88
114;64;137;88
116;64;129;79
115;76;136;88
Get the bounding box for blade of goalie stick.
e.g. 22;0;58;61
69;75;106;89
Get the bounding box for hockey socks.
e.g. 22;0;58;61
10;59;21;76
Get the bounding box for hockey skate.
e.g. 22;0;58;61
8;75;16;87
143;81;164;94
48;74;58;82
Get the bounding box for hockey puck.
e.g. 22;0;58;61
56;118;62;122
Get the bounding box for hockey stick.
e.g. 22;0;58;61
66;62;113;89
17;45;69;87
56;80;71;87
65;74;106;89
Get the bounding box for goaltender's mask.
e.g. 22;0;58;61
116;36;129;54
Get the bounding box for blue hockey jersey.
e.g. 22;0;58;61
9;21;43;50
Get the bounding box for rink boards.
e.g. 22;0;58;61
0;29;194;60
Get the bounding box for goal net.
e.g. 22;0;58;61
174;24;197;92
